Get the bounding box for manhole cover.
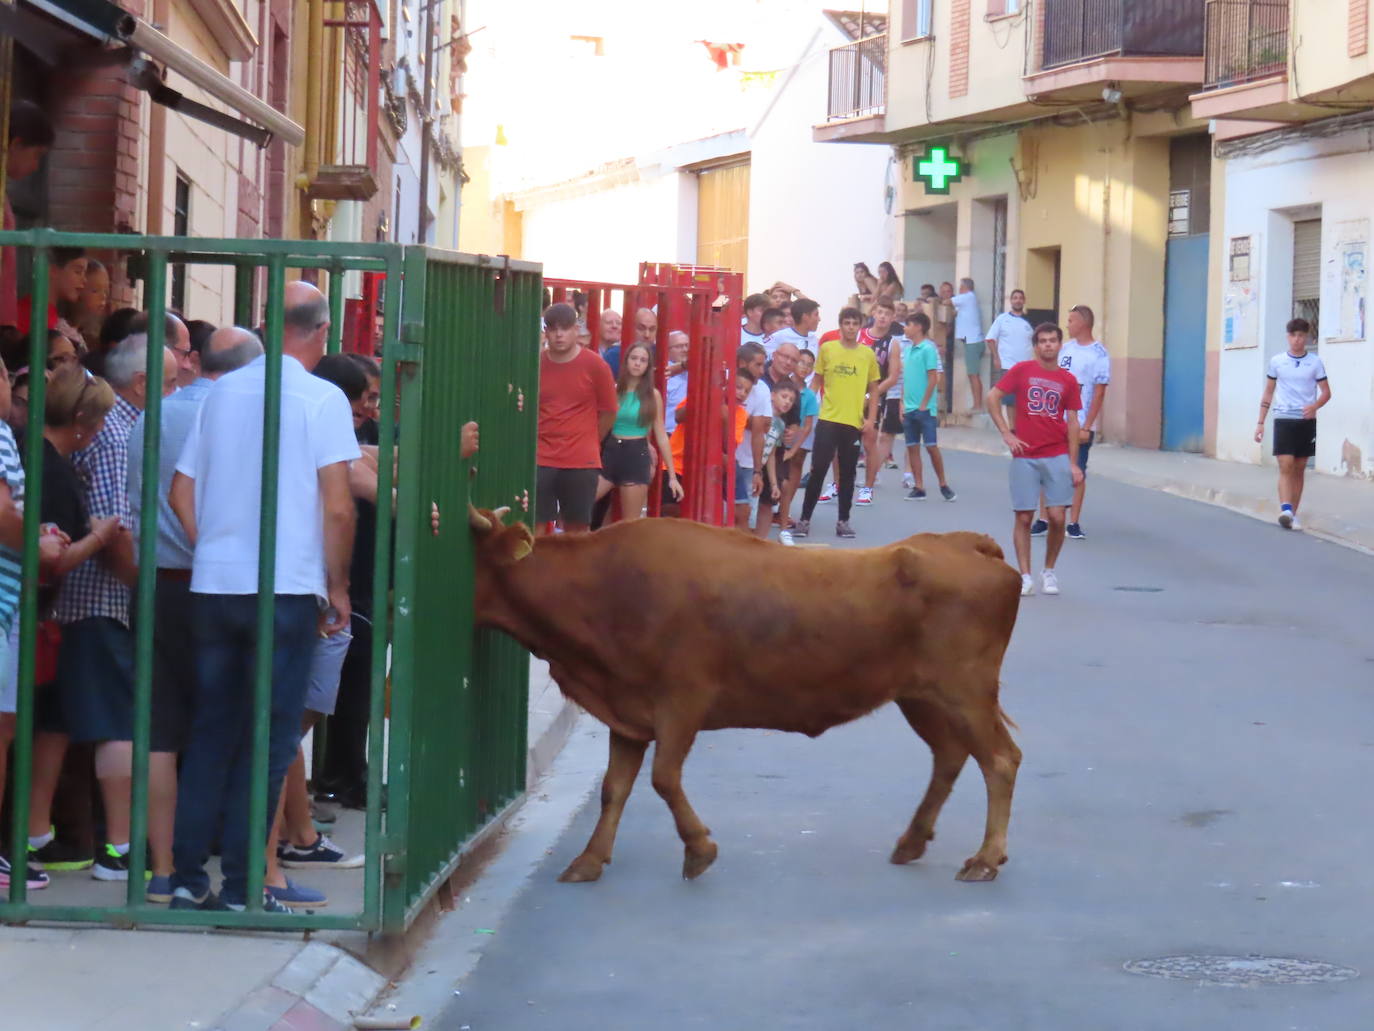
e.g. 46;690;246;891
1124;955;1358;986
1114;585;1163;592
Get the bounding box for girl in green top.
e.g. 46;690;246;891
595;341;681;521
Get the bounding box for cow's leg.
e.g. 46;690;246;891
890;698;969;865
649;724;717;880
559;731;649;883
955;700;1022;883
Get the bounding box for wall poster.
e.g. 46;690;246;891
1321;218;1367;343
1223;235;1260;350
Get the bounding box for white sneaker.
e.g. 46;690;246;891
902;472;915;489
1020;574;1034;597
1278;509;1293;529
819;483;837;503
779;529;795;546
1041;569;1060;596
1289;516;1303;531
856;486;874;506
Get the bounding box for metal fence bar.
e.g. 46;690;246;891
125;252;168;904
7;229;49;906
245;254;287;912
327;262;346;354
826;35;886;121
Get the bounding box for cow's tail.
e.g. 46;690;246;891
998;704;1019;733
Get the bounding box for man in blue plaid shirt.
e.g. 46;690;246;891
31;334;176;883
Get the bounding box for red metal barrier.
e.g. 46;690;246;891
545;267;742;526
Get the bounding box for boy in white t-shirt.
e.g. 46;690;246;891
1254;317;1331;530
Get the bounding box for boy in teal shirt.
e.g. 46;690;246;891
896;312;956;501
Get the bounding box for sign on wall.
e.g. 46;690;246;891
1223;235;1260;350
1321;218;1367;343
913;145;965;195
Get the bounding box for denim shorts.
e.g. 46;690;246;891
903;408;938;447
0;619;17;715
304;625;354;716
734;464;755;505
1010;454;1073;511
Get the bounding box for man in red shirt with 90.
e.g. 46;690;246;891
537;302;618;534
985;322;1083;598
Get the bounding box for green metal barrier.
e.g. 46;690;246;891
0;230;540;933
383;248;540;932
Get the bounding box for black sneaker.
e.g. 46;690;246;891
92;843;130;881
0;854;49;890
1030;519;1049;537
904;487;927;501
170;886;228;911
835;520;856;539
1066;522;1085;540
28;835;92;872
940;485;957;502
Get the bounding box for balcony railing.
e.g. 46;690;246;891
827;34;886;121
1202;0;1289;89
1040;0;1204;70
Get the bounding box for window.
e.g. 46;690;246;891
988;0;1020;15
902;0;933;40
1292;218;1321;346
170;173;190;315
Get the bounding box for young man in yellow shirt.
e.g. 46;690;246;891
793;308;881;540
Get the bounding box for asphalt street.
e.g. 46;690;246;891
435;448;1374;1031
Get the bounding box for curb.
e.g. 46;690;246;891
213;941;390;1031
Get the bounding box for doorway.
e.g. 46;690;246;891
1162;134;1211;452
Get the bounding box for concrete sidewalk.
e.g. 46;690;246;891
0;659;580;1031
939;425;1374;554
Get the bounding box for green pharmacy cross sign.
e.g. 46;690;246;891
914;145;965;194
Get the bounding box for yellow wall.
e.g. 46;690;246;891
884;5;1030;134
457;144;509;255
1293;1;1374;99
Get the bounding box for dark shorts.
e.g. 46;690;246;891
903;408;939;446
53;616;135;743
1077;430;1095;473
150;572;197;752
875;397;903;436
600;436;653;487
536;465;601;525
1273;417;1317;459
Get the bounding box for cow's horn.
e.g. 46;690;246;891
467;503;492;532
492;506;511;522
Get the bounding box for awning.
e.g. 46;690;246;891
6;0;305;148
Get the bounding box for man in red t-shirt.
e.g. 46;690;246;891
986;322;1083;598
537;302;618;534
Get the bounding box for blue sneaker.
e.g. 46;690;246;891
266;879;327;910
170;886;228;911
1030;519;1049;537
146;874;174;904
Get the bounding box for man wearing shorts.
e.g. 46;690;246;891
794;308;880;540
1052;304;1110;539
857;299;902;506
1254;317;1330;531
537;302;618;534
986;323;1083;597
951;278;983;410
894;312;955;501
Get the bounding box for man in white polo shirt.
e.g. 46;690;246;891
167;281;359;913
1254;316;1331;530
985;288;1034;388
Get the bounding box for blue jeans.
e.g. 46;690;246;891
171;593;319;904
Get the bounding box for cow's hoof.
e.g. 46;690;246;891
558;854;605;883
889;838;928;865
955;856;1001;882
682;840;718;880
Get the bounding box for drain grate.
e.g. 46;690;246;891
1124;954;1358;986
1113;585;1164;593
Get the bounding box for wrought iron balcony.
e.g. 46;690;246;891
1041;0;1204;71
1202;0;1289;90
827;34;886;121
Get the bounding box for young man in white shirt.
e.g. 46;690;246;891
1254;317;1331;530
1053;304;1110;539
984;288;1034;388
740;293;769;348
735;342;774;532
949;278;984;411
856;299;904;505
765;298;819;360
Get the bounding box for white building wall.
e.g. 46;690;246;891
1217;131;1374;479
519;170;696;284
748;29;893;320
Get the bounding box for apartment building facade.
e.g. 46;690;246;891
818;0;1215;452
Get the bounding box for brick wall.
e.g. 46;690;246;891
950;0;971;98
1351;0;1369;57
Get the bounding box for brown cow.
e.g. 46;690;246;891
467;505;1022;883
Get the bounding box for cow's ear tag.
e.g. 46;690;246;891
511;538;533;561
